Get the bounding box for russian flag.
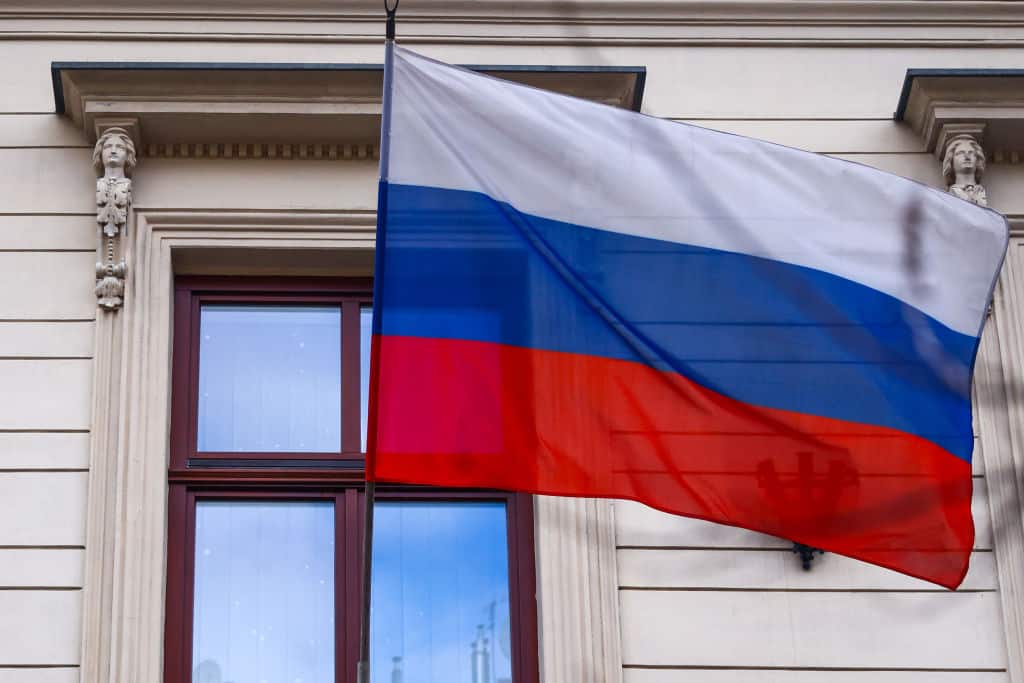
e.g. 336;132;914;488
367;47;1009;589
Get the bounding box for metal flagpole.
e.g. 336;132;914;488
356;475;377;683
357;3;397;683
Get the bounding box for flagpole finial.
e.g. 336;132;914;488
385;0;399;40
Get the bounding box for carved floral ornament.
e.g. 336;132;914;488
942;134;988;207
93;128;136;311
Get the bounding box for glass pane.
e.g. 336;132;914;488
361;305;373;452
371;502;512;683
198;305;341;453
192;500;335;683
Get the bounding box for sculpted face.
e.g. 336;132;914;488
950;141;978;177
102;135;128;170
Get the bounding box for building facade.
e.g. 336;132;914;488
2;2;1024;683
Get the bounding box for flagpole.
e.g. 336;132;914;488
358;3;397;683
356;475;376;683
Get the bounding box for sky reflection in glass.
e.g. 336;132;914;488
371;502;512;683
192;500;335;683
198;305;341;452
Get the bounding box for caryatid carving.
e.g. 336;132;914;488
942;134;987;207
93;128;136;310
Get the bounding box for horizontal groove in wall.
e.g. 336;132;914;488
0;545;85;550
0;115;907;123
0;250;94;254
137;206;378;215
624;473;972;481
0;319;95;324
0;468;89;473
0;356;90;360
0;146;89;150
0;665;79;669
618;586;995;594
672;117;898;122
825;151;928;156
0;586;80;591
616;545;995;552
0;357;91;361
619;545;792;551
0;213;93;218
0;429;89;434
622;665;1008;672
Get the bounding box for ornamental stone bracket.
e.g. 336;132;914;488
894;69;1024;206
93;121;137;311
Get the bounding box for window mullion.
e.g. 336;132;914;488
344;488;363;683
341;300;362;455
335;492;348;683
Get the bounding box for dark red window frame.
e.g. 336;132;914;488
164;276;539;683
170;275;374;470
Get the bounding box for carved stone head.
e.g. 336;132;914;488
92;128;137;178
942;134;986;187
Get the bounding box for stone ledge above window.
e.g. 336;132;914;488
894;69;1024;162
53;61;646;158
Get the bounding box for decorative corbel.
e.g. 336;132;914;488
938;124;988;207
92;125;137;310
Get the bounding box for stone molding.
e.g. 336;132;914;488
936;122;987;160
8;2;1024;48
79;210;612;683
896;71;1024;159
143;141;380;161
54;63;644;156
994;151;1024;165
534;496;624;683
10;0;1024;26
79;210;376;683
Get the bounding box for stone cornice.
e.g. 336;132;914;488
6;1;1024;47
895;69;1024;158
55;61;644;152
7;1;1024;24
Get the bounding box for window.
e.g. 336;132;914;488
165;277;538;683
197;305;343;453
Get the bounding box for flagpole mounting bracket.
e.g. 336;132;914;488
385;0;399;40
792;542;824;571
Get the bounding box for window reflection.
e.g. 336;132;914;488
192;501;335;683
198;305;341;453
371;502;512;683
361;305;372;452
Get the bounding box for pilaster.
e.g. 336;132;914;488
979;222;1024;683
534;496;623;683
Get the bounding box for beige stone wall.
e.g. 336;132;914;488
0;3;1023;683
0;97;94;683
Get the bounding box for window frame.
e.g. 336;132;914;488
170;276;374;472
164;276;540;683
